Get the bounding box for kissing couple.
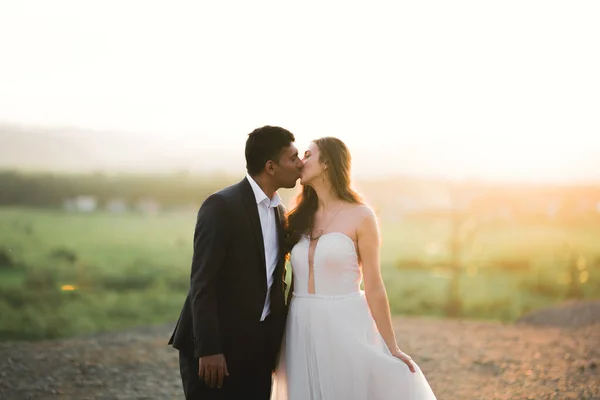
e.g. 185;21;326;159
169;126;437;399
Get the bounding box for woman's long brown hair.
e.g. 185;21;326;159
285;137;362;249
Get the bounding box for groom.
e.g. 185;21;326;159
169;126;303;399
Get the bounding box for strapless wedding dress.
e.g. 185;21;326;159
271;232;437;400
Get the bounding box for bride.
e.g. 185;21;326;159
271;137;437;399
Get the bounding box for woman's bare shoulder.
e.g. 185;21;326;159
348;203;376;217
342;204;377;231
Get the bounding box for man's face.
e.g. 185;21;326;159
273;144;303;189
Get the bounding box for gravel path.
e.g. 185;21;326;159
1;315;599;400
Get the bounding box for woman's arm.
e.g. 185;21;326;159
358;209;416;372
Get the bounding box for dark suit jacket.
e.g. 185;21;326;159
169;177;289;373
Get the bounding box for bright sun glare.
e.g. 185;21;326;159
0;0;599;182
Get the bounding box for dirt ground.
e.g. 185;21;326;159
1;302;599;400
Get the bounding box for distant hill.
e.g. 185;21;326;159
0;122;243;174
3;122;600;190
0;123;102;171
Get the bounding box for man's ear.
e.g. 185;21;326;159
265;160;277;176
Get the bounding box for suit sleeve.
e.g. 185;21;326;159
190;193;231;358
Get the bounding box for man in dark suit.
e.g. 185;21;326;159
169;126;303;399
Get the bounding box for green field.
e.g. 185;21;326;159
1;207;599;340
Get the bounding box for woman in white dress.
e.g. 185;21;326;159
271;137;437;400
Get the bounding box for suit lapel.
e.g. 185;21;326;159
275;205;286;263
240;178;267;271
275;204;292;305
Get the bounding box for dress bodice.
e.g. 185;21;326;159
290;232;362;296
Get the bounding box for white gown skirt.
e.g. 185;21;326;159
271;291;437;400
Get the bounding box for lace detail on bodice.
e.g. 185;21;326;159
290;232;362;296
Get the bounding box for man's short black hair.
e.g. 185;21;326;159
245;126;295;176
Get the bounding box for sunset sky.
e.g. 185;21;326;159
1;0;599;182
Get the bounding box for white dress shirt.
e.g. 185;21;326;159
246;174;281;321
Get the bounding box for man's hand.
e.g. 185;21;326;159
198;354;229;388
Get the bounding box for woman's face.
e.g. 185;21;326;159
300;142;326;186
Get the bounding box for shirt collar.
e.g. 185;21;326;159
246;173;281;208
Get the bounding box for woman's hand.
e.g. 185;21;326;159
392;349;416;373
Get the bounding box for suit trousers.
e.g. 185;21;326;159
178;315;275;400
